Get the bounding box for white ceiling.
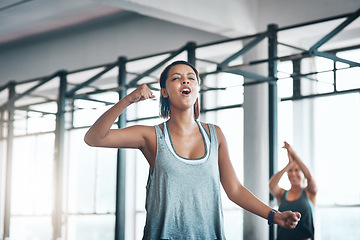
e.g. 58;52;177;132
0;0;129;45
1;0;359;47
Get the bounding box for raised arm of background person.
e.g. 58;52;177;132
84;84;156;164
269;151;293;204
283;141;317;204
216;126;301;229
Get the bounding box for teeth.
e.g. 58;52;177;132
182;89;190;94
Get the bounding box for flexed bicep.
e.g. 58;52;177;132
87;125;154;150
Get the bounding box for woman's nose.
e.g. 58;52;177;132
182;80;189;84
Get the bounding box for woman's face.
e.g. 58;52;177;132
287;163;304;187
161;64;199;111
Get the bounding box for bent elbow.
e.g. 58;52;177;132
84;133;98;147
269;182;275;192
84;136;93;146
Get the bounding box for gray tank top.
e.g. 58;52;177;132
142;121;226;240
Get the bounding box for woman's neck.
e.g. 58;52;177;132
290;185;302;192
167;113;197;134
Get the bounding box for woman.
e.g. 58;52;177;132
85;60;301;239
269;141;317;240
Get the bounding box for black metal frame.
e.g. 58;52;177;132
0;8;359;240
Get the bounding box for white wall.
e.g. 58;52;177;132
0;14;225;83
257;0;360;31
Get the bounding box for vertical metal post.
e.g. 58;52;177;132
3;82;15;239
268;24;278;240
0;109;3;139
292;59;301;98
115;57;127;240
0;108;3;238
333;60;337;92
53;71;67;240
0;108;3;237
187;41;203;112
187;41;197;65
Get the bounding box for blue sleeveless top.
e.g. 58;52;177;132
142;121;226;240
277;189;315;240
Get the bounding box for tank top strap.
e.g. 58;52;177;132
208;123;218;148
154;124;163;137
196;120;210;148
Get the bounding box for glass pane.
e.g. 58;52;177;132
67;215;115;240
336;67;360;91
135;212;146;240
278;78;293;98
337;49;360;64
73;104;110;128
277;100;293;191
315;207;360;240
316;71;334;93
314;94;360;205
96;147;117;213
27;114;56;133
34;134;55;214
68;129;97;213
66;129;118;216
12;134;54;215
202;73;244;109
223;209;243;240
314;56;334;72
10;216;52;240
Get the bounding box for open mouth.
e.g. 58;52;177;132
181;88;191;95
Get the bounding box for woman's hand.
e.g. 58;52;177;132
126;83;155;104
282;141;295;155
283;141;295;167
274;211;301;229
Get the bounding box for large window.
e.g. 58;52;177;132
10;134;54;240
277;48;360;240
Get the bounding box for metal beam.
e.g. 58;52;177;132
75;96;115;106
0;72;58;110
0;109;3;138
3;81;16;239
218;33;267;68
310;8;360;52
281;87;360;102
127;43;189;87
224;69;271;81
268;23;278;240
292;59;301;97
311;50;360;67
187;41;197;65
52;71;67;240
115;57;127;240
67;63;117;97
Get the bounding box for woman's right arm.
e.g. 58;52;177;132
269;151;292;203
84;84;155;149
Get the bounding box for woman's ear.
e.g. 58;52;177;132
161;88;169;98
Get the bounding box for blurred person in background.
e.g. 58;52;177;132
270;141;317;240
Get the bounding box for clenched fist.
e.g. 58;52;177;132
126;84;155;104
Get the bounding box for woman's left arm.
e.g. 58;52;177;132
215;126;300;228
284;142;317;198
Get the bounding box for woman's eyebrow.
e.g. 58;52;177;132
169;72;195;77
170;73;181;77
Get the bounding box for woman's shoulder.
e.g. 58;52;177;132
199;122;225;142
304;187;316;205
198;121;220;130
